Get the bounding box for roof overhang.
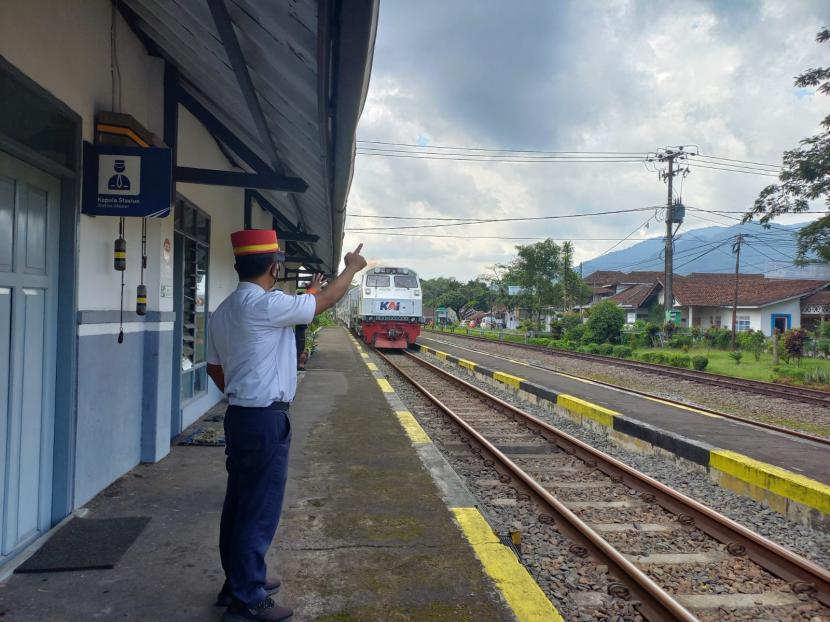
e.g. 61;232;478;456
120;0;378;276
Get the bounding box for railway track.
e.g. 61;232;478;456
377;349;830;621
420;334;830;447
426;330;830;408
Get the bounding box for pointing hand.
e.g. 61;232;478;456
344;243;367;271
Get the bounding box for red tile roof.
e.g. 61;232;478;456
584;270;625;285
606;283;659;308
673;276;828;307
802;291;830;306
587;270;830;307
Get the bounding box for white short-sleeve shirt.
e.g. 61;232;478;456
207;282;316;406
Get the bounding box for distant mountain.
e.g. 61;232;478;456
580;222;807;277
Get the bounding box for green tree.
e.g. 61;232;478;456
585;300;626;344
743;28;830;262
503;239;564;325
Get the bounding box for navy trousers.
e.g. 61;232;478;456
220;403;292;607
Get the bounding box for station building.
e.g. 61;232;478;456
0;0;377;569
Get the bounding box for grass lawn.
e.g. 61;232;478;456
636;347;830;386
426;326;830;388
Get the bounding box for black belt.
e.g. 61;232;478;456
228;401;290;412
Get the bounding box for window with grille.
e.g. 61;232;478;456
175;199;210;403
736;315;751;332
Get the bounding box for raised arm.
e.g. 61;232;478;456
313;243;367;314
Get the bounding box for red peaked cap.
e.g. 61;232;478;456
230;229;284;259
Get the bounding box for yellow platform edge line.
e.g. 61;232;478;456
709;449;830;515
450;508;564;622
376;378;394;393
395;410;432;444
556;394;617;428
493;370;524;390
366;362;379;371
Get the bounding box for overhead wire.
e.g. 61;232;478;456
344;206;660;231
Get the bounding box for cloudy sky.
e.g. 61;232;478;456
342;0;830;280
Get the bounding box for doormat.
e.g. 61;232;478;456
15;516;150;573
178;426;225;446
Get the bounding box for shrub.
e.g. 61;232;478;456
737;330;766;362
638;352;655;363
691;355;709;371
597;343;614;356
564;341;578;351
644;322;661;347
528;337;549;346
668;354;691;368
776;366;807;383
705;327;732;350
576;346;590;353
818;338;830;357
668;334;693;349
784;329;807;366
805;367;830;385
663;322;677;339
564;323;585;344
728;350;743;365
690;327;701;339
585;300;626;344
585;343;601;354
612;345;633;359
641;352;668;365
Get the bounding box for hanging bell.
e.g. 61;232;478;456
136;284;147;316
114;237;126;271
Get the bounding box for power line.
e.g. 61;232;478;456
356;140;649;156
355;152;646;164
345;206;660;231
691;154;780;169
345;231;663;241
686;162;779;177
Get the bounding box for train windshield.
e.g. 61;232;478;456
394;275;418;288
366;274;390;287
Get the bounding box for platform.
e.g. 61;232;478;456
416;334;830;528
0;328;529;621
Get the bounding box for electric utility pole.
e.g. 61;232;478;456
730;234;744;350
649;146;696;324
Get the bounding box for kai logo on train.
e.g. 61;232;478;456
379;301;400;310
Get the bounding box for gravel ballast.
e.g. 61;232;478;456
371;348;830;621
421;332;830;438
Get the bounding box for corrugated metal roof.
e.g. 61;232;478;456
121;0;378;274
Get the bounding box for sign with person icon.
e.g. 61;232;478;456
82;142;171;217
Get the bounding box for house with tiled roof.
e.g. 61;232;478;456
584;270;830;335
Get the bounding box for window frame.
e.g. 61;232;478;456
175;198;211;405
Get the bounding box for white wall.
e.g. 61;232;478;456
760;298;802;336
175;106;246;310
0;0;169;313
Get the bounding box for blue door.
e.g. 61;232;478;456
0;152;60;561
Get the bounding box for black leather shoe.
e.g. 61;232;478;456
216;578;281;607
223;596;292;621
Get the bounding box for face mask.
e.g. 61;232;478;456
269;264;279;290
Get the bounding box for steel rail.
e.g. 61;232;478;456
377;351;699;621
426;329;830;407
381;350;830;611
421;334;830;447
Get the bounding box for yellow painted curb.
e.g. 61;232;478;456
458;358;477;370
376;378;394;393
493;370;524;390
556;394;617;428
395;410;432;444
360;352;369;359
451;508;564;622
434;350;448;360
710;449;830;515
366;362;379;371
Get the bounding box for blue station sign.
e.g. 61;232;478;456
82;142;172;217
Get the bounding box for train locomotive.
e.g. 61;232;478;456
335;267;422;348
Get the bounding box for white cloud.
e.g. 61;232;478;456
344;0;830;279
